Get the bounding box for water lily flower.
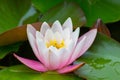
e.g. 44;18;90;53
14;18;97;74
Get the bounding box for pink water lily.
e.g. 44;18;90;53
14;18;97;73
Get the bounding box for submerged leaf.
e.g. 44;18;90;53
0;43;21;59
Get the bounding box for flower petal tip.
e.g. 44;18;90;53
57;62;85;74
91;28;97;34
27;24;35;31
27;24;36;36
67;17;72;21
64;17;72;25
13;54;47;72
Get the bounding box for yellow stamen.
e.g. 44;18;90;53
46;40;65;49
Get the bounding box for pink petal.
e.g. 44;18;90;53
14;54;47;72
67;36;86;65
57;62;85;74
77;29;97;57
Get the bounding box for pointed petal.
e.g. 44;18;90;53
51;20;62;33
14;54;47;72
67;36;86;65
58;40;75;69
45;29;55;41
62;28;70;40
36;31;44;41
54;32;63;43
36;37;49;68
77;29;97;57
40;22;50;36
71;27;80;46
27;32;42;63
57;62;85;74
27;24;36;37
63;17;73;33
49;46;65;70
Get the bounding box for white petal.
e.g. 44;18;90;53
40;22;50;36
27;32;42;63
58;40;75;69
49;46;65;70
36;35;49;68
63;17;73;33
67;36;86;65
71;27;80;46
36;31;44;41
64;39;72;50
51;20;62;33
27;24;36;37
45;29;55;41
54;32;63;43
62;28;70;40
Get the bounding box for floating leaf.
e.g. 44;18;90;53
0;22;42;46
0;0;31;33
32;0;64;13
76;0;120;26
75;33;120;80
0;65;82;80
40;2;86;29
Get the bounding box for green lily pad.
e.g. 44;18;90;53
76;0;120;26
0;65;82;80
0;0;31;33
75;33;120;80
40;2;86;28
32;0;64;13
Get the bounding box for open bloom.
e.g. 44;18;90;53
14;18;97;73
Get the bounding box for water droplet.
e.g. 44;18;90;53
112;62;120;75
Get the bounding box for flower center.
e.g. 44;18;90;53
46;40;65;49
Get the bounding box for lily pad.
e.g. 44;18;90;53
40;2;86;28
0;0;31;33
76;0;120;26
0;22;42;46
75;33;120;80
32;0;63;13
0;65;82;80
